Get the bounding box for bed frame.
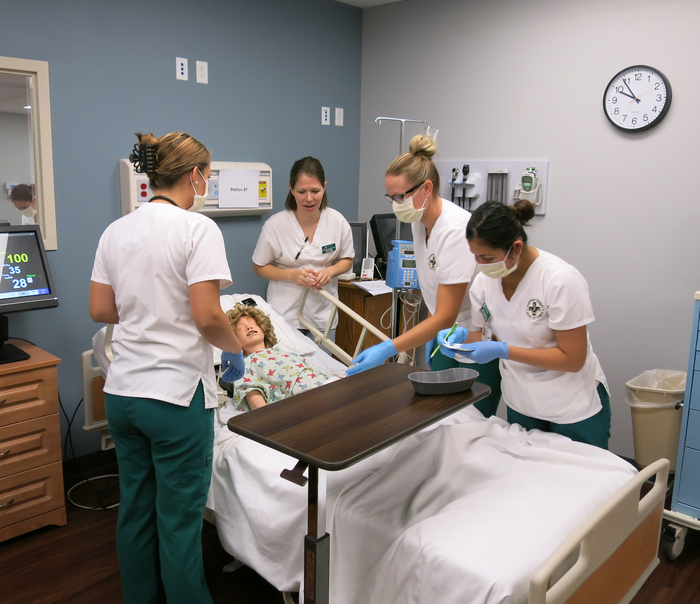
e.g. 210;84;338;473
296;287;409;365
84;295;669;604
530;458;668;604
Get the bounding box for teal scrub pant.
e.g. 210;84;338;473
431;351;502;418
506;383;612;450
105;382;214;604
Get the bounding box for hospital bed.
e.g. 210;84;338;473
86;291;669;604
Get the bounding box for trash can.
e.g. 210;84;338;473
626;369;686;471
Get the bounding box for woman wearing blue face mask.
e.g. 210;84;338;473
438;200;611;448
346;135;500;418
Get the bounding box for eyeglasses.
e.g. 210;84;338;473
384;181;425;204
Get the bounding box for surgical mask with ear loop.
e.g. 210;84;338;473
20;206;37;218
392;186;428;223
189;168;208;213
479;245;520;279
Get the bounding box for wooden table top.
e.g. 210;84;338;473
227;363;490;471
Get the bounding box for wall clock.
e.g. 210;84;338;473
603;65;672;132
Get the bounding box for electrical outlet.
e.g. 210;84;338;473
176;57;188;81
321;106;330;126
335;107;344;127
196;61;208;84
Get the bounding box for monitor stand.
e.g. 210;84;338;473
0;315;30;365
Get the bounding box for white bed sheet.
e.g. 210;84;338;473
210;407;636;604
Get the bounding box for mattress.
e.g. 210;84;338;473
209;406;636;604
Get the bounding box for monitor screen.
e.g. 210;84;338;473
348;221;367;276
0;225;58;364
369;213;412;278
0;226;58;314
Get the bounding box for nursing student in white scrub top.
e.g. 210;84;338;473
438;200;611;449
253;156;354;337
346;135;500;417
89;132;245;604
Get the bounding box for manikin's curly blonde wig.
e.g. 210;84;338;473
226;303;278;350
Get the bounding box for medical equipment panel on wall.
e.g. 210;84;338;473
119;159;273;217
434;159;549;216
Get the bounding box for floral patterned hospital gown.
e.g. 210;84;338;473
232;345;332;412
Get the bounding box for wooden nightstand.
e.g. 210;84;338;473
0;340;65;541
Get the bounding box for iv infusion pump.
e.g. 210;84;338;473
118;159;273;217
386;240;420;290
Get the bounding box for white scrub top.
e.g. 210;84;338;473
412;199;477;330
252;208;354;330
91;203;232;409
469;249;608;424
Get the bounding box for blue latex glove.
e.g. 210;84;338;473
346;340;397;376
435;326;470;360
456;340;509;364
221;351;245;383
425;338;437;368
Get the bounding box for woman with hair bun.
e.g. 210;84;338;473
89;131;244;604
438;200;611;448
346;135;500;418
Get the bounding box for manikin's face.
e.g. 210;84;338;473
234;315;266;354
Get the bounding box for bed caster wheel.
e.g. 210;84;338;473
663;524;687;561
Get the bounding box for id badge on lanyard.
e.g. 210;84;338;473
480;303;493;341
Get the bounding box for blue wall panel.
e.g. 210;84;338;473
0;0;362;455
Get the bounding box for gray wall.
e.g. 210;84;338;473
359;0;699;458
0;0;362;456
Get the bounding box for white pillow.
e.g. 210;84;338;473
218;294;318;358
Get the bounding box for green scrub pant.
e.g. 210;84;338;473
431;351;502;418
105;382;214;604
506;383;612;450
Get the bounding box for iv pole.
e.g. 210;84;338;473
374;116;429;341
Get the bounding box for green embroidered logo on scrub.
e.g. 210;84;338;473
480;303;492;323
322;243;336;254
428;253;437;269
526;298;545;320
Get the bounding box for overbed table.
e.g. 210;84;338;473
227;363;490;604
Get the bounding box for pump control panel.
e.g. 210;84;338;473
386;240;420;290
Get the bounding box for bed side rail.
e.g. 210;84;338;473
297;287;394;366
529;458;669;604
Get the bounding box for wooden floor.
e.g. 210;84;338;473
2;477;700;604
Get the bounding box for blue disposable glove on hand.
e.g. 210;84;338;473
457;340;509;364
435;327;470;360
425;338;437;367
346;339;397;376
221;351;245;383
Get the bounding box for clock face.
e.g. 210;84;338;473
603;65;672;132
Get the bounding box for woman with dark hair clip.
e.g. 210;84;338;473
252;156;354;337
438;200;611;449
89;131;244;604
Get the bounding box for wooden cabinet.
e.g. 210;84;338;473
336;282;392;357
0;341;65;542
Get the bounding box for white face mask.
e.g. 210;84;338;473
20;206;37;218
189;168;208;213
392;186;428;223
479;246;520;279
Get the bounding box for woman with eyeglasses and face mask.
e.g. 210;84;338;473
346;135;500;418
436;200;611;449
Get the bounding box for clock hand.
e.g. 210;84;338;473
622;79;641;103
617;90;636;100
